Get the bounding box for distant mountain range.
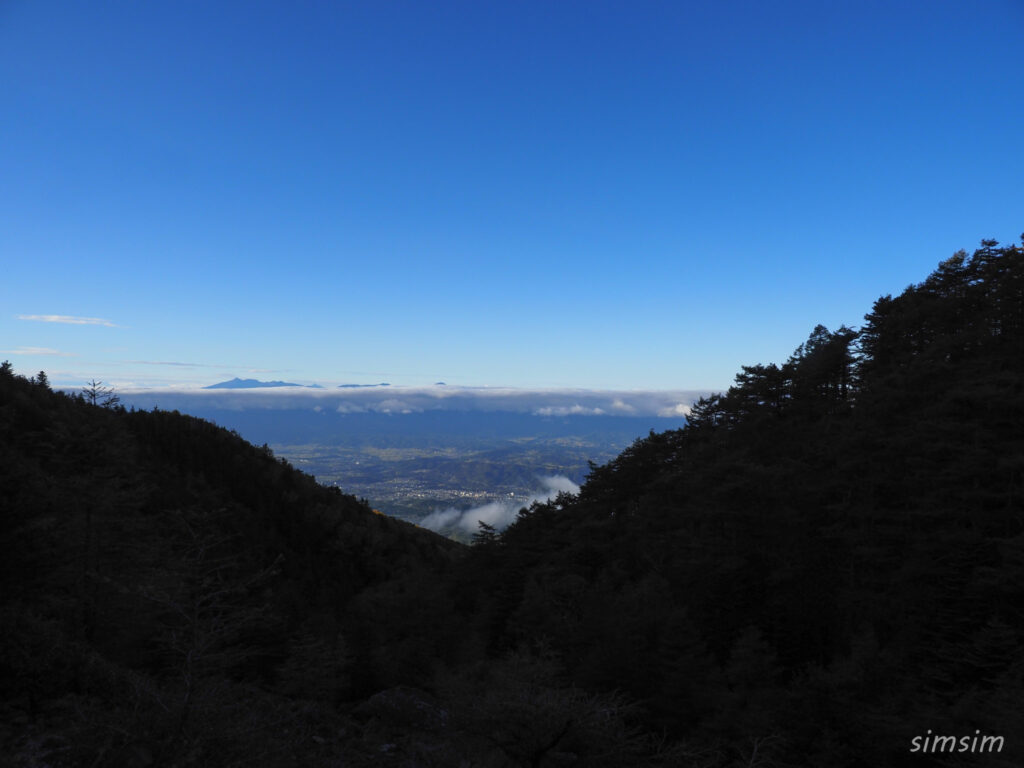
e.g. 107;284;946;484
204;378;398;390
204;377;322;389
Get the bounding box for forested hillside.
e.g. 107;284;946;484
2;237;1022;767
0;367;479;764
458;238;1024;765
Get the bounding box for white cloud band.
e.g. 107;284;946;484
0;346;77;357
17;314;117;327
113;384;710;418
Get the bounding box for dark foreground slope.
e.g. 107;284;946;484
0;370;472;764
0;369;686;767
455;239;1024;766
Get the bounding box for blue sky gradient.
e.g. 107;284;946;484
3;1;1023;389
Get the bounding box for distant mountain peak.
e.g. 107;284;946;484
205;377;306;389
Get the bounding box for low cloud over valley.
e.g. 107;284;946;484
419;475;581;534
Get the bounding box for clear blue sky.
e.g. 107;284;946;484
2;1;1022;390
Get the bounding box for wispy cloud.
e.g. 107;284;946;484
0;346;78;357
121;360;285;372
657;403;692;417
124;360;223;368
18;314;118;327
534;404;606;416
335;403;367;414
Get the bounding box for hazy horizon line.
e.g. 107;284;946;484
58;383;711;419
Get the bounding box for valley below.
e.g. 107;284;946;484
113;391;691;538
273;437;622;534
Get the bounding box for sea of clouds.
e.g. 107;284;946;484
115;384;708;419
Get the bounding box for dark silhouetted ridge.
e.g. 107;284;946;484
449;237;1024;766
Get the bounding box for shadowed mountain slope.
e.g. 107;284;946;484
453;238;1024;766
0;371;470;764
